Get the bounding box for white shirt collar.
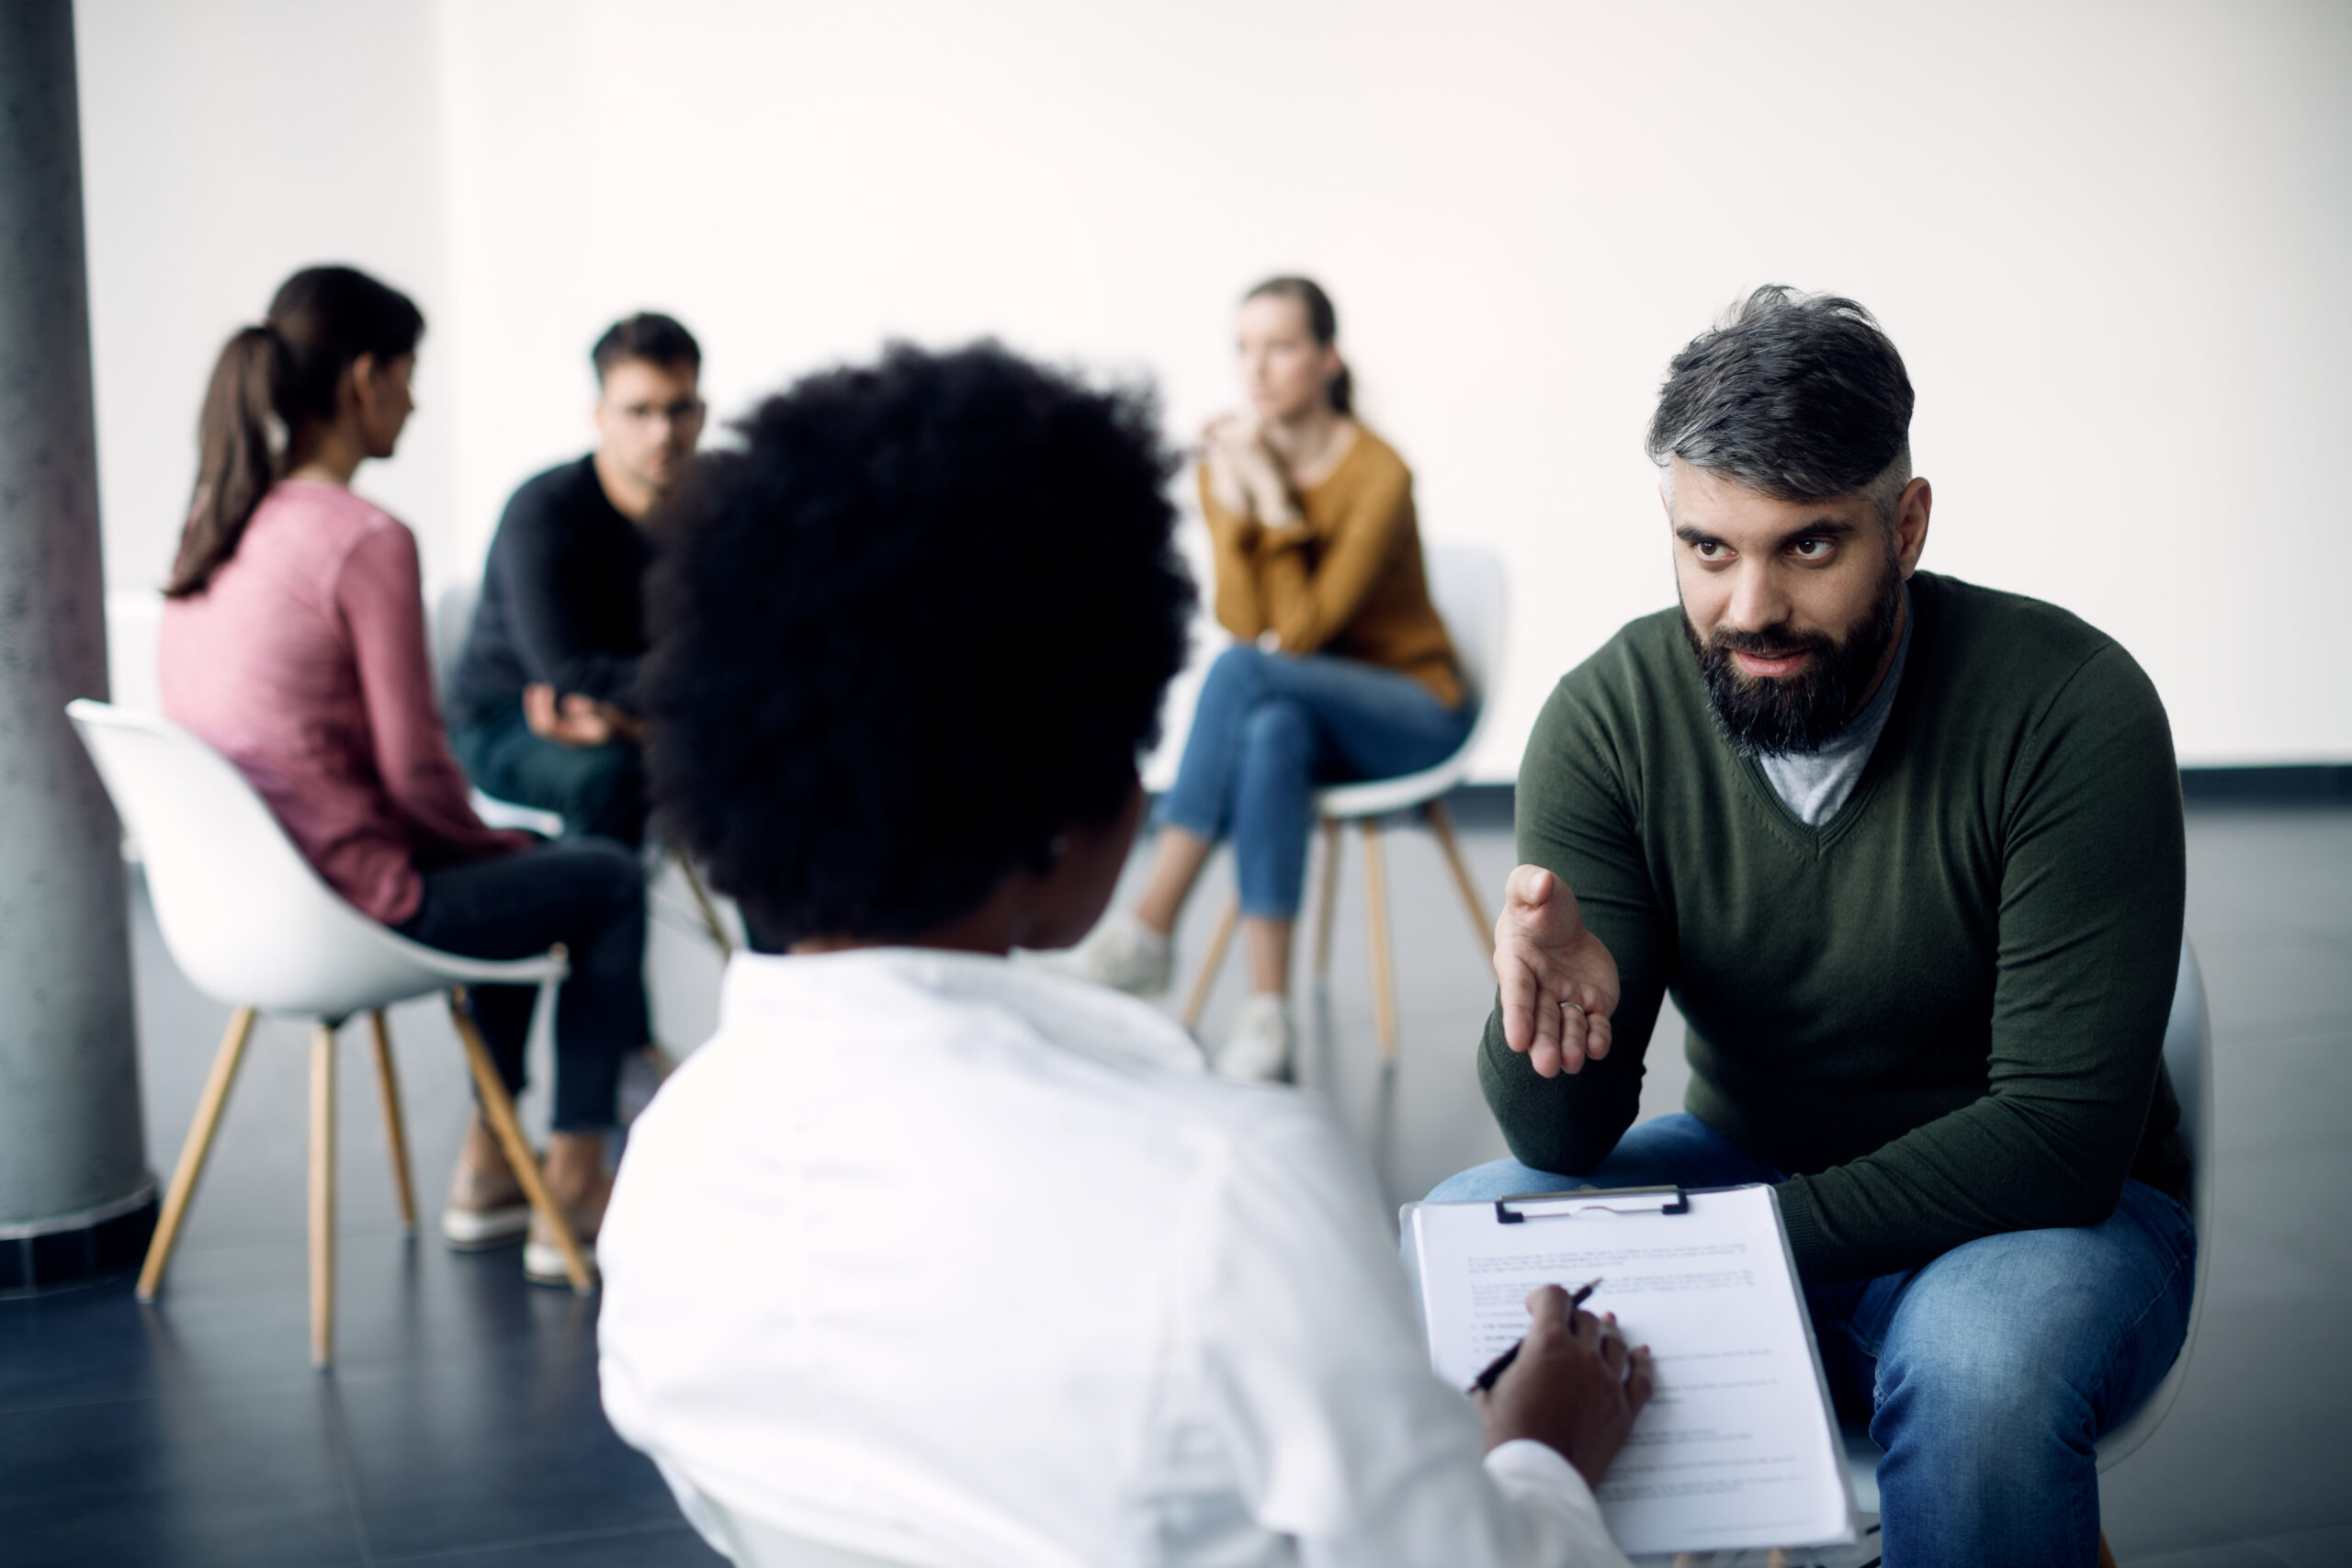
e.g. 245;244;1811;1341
717;945;1209;1078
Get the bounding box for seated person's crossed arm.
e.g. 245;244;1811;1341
597;344;1651;1567
1433;288;2195;1568
443;312;707;846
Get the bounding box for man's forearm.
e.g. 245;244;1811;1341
1476;1005;1647;1176
1777;1066;2169;1283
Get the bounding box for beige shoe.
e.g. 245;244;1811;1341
524;1144;613;1287
523;1207;601;1287
440;1121;532;1249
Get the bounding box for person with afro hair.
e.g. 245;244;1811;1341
595;343;1650;1567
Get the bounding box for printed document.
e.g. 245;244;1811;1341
1412;1185;1853;1558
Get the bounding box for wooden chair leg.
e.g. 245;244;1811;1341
1179;889;1242;1032
309;1021;337;1370
367;1010;417;1236
1424;799;1494;955
675;852;733;959
1310;818;1342;982
138;1005;258;1303
1362;820;1399;1066
446;988;593;1295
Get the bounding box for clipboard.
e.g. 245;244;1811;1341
1407;1182;1857;1560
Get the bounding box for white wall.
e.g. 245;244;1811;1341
77;1;460;588
82;0;2352;769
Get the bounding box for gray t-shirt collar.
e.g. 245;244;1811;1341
1756;584;1914;828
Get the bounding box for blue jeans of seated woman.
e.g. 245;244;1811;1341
395;838;648;1132
1158;646;1472;920
1427;1115;2196;1568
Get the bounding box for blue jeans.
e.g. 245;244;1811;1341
1158;646;1471;919
396;840;649;1132
1428;1115;2196;1568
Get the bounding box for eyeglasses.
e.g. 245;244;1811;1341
613;398;707;427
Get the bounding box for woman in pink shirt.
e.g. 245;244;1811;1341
160;265;645;1285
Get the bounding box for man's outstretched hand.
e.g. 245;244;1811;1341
1495;865;1621;1078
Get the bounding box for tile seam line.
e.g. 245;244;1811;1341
318;1375;378;1566
367;1519;697;1563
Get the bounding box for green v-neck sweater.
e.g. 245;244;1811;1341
1479;570;2189;1284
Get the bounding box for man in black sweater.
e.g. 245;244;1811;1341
447;314;707;846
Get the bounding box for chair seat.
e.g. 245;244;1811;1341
156;890;568;1022
469;787;566;839
1312;750;1477;819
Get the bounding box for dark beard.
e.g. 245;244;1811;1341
1682;552;1903;759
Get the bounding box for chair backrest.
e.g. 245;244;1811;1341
105;587;166;717
1423;542;1510;781
66;700;452;1019
430;580;480;695
2092;938;2213;1472
2160;942;2211;1183
1422;543;1507;710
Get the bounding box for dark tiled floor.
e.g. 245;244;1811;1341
2;803;2346;1565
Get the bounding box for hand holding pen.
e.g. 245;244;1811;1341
1469;1278;1603;1393
1466;1280;1655;1493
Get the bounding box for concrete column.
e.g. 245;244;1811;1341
0;0;153;1286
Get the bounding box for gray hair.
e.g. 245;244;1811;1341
1649;286;1915;526
1658;443;1912;529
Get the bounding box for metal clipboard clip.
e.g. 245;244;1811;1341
1494;1184;1690;1224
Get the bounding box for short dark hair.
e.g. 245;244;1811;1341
641;342;1195;949
1647;286;1914;513
592;311;700;384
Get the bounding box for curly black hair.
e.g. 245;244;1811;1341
641;342;1196;950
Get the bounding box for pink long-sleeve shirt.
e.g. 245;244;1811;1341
160;480;525;926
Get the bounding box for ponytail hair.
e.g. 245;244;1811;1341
1242;275;1351;416
167;265;424;597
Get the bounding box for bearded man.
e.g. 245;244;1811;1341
1430;288;2194;1568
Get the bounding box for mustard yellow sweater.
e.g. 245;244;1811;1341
1199;428;1463;708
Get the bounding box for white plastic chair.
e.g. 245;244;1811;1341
1840;940;2214;1537
66;700;595;1368
1179;543;1509;1064
105;587;165;719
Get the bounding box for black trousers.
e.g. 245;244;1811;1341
397;840;647;1132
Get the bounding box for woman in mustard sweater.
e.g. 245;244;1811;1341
1083;277;1471;1079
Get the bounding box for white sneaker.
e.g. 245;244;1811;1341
1074;910;1173;996
1215;994;1295;1083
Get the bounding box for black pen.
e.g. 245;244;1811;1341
1467;1279;1603;1395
